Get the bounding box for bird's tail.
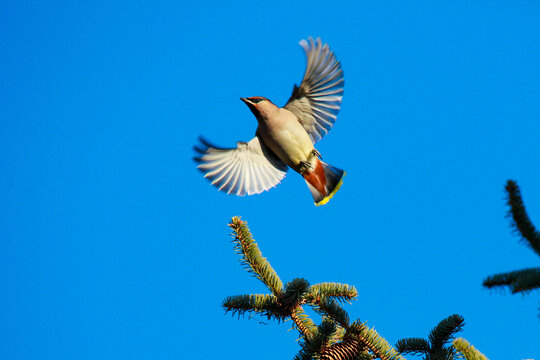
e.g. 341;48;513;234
303;160;345;206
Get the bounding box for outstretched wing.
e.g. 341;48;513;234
284;37;344;143
194;136;288;196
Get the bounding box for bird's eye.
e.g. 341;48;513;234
250;98;263;104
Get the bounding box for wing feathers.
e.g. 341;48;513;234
194;136;287;196
285;37;344;143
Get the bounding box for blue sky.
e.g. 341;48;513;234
1;1;539;359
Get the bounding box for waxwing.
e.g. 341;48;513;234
194;37;345;206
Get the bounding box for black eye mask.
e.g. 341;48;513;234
250;98;263;104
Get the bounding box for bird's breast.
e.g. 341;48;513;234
257;109;314;171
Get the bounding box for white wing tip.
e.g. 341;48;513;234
299;39;309;52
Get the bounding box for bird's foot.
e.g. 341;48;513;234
312;149;322;159
299;160;313;174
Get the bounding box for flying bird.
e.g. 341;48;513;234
194;37;345;206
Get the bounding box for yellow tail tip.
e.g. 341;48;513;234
315;171;346;206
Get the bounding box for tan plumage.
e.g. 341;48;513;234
194;37;345;205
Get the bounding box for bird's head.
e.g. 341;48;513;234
240;96;278;121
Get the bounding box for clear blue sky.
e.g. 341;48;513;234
1;1;539;359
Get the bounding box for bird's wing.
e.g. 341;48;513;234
284;37;344;143
194;136;288;196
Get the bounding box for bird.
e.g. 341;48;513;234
194;37;345;206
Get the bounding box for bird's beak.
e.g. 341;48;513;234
240;97;259;116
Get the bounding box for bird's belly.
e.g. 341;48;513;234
259;124;313;171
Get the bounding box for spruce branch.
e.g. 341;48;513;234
317;318;340;351
307;283;358;303
297;320;404;360
229;217;283;294
327;325;347;347
434;347;459;360
453;338;489;360
355;324;405;360
312;297;350;328
483;181;540;315
505;180;540;257
483;267;540;293
282;278;311;307
395;338;430;355
511;267;540;293
395;315;464;360
428;314;465;351
293;346;317;360
222;294;286;320
291;306;318;338
295;318;339;360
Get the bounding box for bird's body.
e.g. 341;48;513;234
255;106;314;172
194;38;346;205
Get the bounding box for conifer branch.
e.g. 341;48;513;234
505;180;540;257
511;267;540;293
483;181;540;315
349;321;404;360
359;328;405;360
222;294;286;320
229;217;283;294
282;278;311;307
307;283;358;303
312;297;350;328
453;338;489;360
428;314;465;351
297;321;368;360
395;315;464;360
395;338;430;355
317;318;340;351
327;325;347;347
295;318;339;360
483;267;540;293
293;346;316;360
291;306;318;338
